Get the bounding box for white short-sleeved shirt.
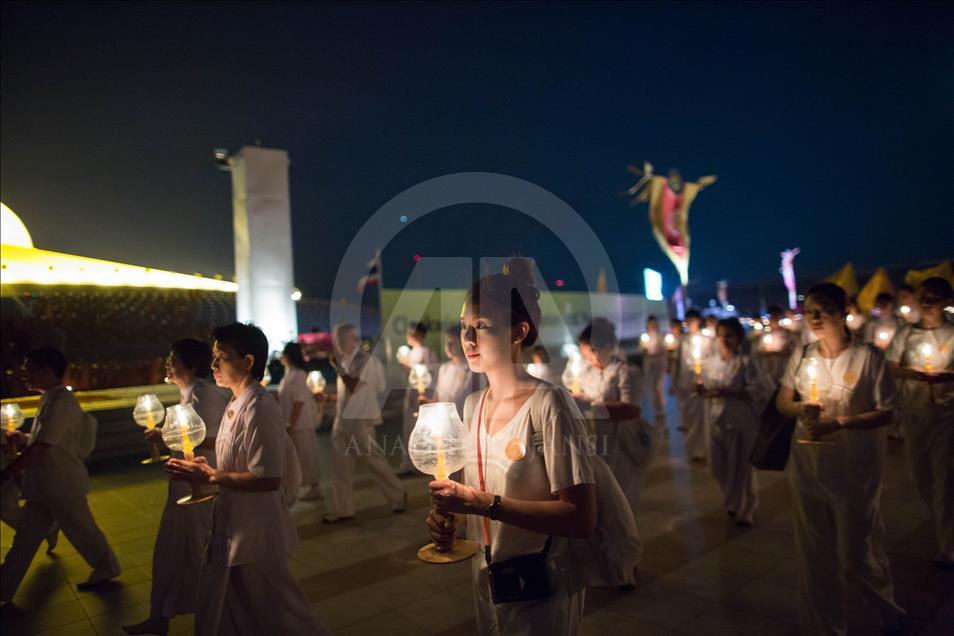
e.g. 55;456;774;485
177;378;228;464
22;385;90;502
579;357;642;407
278;367;320;431
434;360;480;417
701;352;764;427
408;344;438;367
334;350;387;426
886;323;954;408
462;383;596;563
211;383;298;567
781;342;895;503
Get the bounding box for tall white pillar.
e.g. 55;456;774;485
228;145;298;352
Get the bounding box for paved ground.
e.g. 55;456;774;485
2;394;952;635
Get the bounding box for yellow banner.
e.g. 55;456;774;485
904;261;953;289
856;267;894;315
824;262;859;298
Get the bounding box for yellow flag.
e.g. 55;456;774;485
824;262;859;298
596;268;608;293
904;261;953;288
856;267;894;314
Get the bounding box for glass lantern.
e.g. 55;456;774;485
408;364;432;400
306;370;327;394
396;345;411;365
133;394;169;464
163;404;214;505
795;357;834;446
408;402;479;564
561;354;584;395
2;403;25;433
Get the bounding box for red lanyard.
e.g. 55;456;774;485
475;387;491;547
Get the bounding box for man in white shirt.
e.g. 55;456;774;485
1;348;119;604
324;324;406;522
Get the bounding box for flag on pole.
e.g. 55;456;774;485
356;249;382;295
904;261;953;288
824;262;859;298
627;162;716;287
856;267;895;314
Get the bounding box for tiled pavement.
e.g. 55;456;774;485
2;396;952;635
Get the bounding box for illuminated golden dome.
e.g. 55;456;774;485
1;203;34;248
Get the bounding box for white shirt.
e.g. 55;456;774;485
579;356;642;407
886;322;954;408
334;349;387;425
22;385;89;502
178;378;228;464
462;384;596;563
781;342;895;504
278;367;320;431
211;383;298;567
434;359;479;417
408;344;438;367
701;352;764;427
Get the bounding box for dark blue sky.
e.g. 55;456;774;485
2;2;952;299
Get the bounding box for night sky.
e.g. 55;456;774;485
2;2;952;300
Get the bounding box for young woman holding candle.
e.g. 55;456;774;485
577;318;650;511
124;339;228;635
278;342;323;501
399;322;439;474
886;277;954;568
698;318;764;526
776;283;904;635
166;323;327;635
426;258;597;636
672;309;712;459
640;315;668;428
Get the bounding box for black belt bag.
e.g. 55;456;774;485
486;537;553;605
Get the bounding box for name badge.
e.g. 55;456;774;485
505;438;527;461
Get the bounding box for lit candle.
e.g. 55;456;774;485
397;345;411;364
2;403;24;433
409;364;432;400
877;330;891;348
664;333;676;350
702;327;713;338
640;333;650;348
691;335;702;381
919;342;934;373
306;370;326;394
900;305;911;316
806;357;819;403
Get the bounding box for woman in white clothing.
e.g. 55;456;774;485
672;309;713;459
425;325;482;417
776;283;903;636
698;318;764;526
124;339;228;635
640;315;668;427
577;318;651;512
278;342;322;501
426;258;597;636
399;322;439;473
166;323;327;636
886;277;954;568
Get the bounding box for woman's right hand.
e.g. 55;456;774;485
425;508;457;552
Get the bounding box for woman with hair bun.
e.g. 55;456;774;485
425;258;597;636
577;318;650;512
776;284;904;635
886;277;954;568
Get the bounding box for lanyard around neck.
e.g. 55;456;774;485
475;387;492;549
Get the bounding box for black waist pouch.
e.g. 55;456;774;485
486;537;553;605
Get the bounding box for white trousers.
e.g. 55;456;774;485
149;479;213;618
329;421;405;518
902;402;954;559
473;548;585;636
1;497;117;601
789;481;903;635
289;429;321;488
708;422;759;523
680;392;707;460
644;357;668;425
195;557;328;635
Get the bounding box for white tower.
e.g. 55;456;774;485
224;145;298;352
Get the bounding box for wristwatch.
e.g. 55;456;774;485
487;494;502;520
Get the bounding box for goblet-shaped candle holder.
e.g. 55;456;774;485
561;353;584;395
134;394;169;464
163;404;215;505
2;403;24;433
796;357;834;446
306;370;327;394
408;364;432;400
396;345;411;365
410;402;479;564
